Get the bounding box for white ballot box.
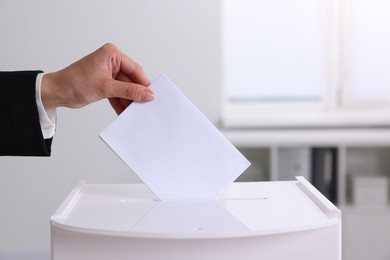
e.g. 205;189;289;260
51;177;341;260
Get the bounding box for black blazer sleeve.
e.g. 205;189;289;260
0;71;52;156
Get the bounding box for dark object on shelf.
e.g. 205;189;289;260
311;147;338;204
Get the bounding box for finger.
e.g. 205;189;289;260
108;71;147;115
116;71;149;104
108;80;155;102
116;71;132;82
100;43;150;86
119;55;151;86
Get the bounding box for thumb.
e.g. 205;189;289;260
108;80;155;102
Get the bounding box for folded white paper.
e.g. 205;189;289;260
99;74;250;200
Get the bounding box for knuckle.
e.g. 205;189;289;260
100;43;118;55
102;42;115;50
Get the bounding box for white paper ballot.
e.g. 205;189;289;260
99;74;250;200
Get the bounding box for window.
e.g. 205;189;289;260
343;0;390;105
222;0;390;127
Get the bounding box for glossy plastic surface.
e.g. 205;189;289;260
52;178;340;239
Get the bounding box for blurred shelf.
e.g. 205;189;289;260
221;127;390;147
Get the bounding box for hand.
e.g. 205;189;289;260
40;43;154;115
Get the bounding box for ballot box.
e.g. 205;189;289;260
51;177;341;260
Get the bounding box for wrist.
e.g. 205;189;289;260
41;72;66;110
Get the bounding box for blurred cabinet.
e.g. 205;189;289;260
224;128;390;260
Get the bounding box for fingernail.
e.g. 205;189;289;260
141;89;155;102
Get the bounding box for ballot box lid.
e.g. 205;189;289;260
51;177;340;239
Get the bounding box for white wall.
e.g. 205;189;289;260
0;1;221;259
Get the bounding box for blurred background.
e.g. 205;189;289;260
1;0;390;259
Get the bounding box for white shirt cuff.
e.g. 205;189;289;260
36;73;57;139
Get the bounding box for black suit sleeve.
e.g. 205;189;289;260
0;71;52;156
